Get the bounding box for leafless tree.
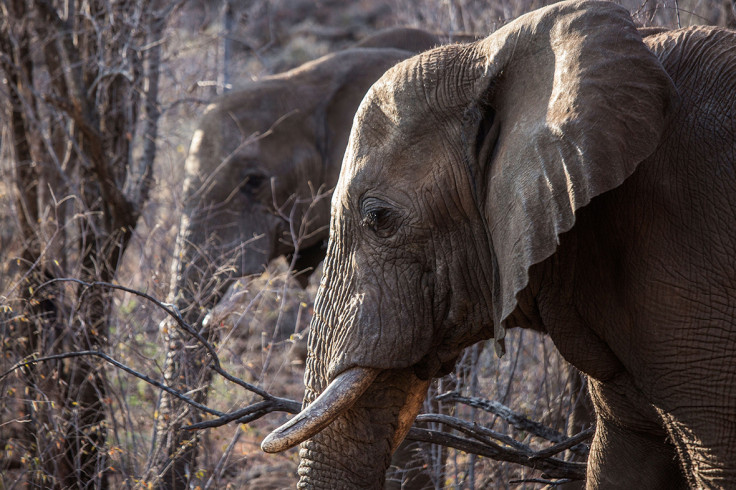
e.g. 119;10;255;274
0;0;175;487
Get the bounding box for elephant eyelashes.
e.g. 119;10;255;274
360;198;396;238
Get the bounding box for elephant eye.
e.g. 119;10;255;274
362;209;383;228
360;198;397;238
240;174;267;195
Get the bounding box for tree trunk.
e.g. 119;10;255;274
0;1;161;486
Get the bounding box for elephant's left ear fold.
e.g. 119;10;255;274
471;1;678;343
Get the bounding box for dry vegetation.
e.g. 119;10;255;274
1;0;734;489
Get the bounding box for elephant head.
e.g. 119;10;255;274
262;0;685;487
167;32;441;324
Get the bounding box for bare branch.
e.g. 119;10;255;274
439;392;562;442
0;350;224;417
531;427;595;460
436;391;591;457
1;346;300;432
405;427;588;481
509;478;575;487
35;277;279;401
183;398;301;431
415;413;530;452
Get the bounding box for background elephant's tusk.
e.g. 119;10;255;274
261;366;379;453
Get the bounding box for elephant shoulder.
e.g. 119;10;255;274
645;26;736;84
645;26;736;120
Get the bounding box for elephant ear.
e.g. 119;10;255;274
467;1;677;351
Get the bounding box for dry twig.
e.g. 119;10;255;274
437;391;591;457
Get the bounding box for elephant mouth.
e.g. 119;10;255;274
261;366;379;453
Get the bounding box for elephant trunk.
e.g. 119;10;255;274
152;183;280;486
263;263;430;488
167;213;217;321
294;368;428;489
167;199;275;323
296;424;393;489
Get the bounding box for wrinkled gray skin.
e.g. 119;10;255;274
263;1;736;488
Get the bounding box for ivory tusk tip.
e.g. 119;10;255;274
261;412;308;453
261;431;292;453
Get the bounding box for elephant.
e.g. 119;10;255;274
261;1;736;488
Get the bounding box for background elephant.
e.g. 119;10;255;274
263;1;736;488
153;29;446;488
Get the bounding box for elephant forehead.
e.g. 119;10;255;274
357;47;471;134
346;48;479;176
332;47;479;213
195;103;312;166
334;133;456;224
190;121;264;161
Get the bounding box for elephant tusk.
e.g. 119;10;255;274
261;366;379;453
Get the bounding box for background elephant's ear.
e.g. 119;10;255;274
315;48;428;182
469;1;677;347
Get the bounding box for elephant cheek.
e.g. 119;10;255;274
326;284;436;376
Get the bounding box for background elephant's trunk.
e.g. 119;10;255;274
168;197;275;320
152;184;279;486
